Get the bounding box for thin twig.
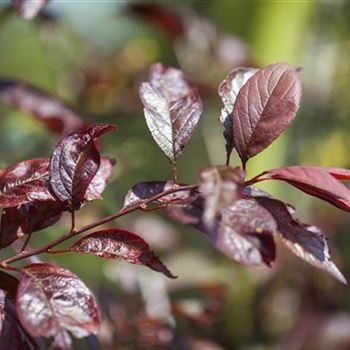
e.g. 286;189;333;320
244;172;268;186
0;184;197;267
21;233;32;252
225;153;231;166
171;161;178;184
70;209;76;233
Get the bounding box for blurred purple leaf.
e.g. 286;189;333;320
129;3;184;39
212;199;276;266
13;0;49;20
0;79;84;134
84;157;115;202
199;166;244;228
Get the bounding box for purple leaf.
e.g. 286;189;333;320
165;194;204;227
0;79;84;134
49;124;116;209
0;201;64;248
70;229;176;279
13;0;49;20
49;331;72;350
0;158;54;208
232;63;302;166
218;67;258;163
212;199;276;266
256;196;346;284
124;180;194;207
0;290;44;349
0;271;44;350
84;157;115;202
139;63;202;164
167;195;276;266
16;263;101;347
199;166;244;228
0;271;19;299
258;166;350;212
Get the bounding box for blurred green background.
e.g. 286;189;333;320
1;1;350;349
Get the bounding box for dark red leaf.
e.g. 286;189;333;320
0;158;54;208
199;166;244;228
124;180;194;207
167;195;276;266
212;199;276;266
0;271;19;299
0;79;84;134
232;63;302;166
16;263;100;347
49;124;116;209
84;157;115;201
13;0;49;20
0;272;44;350
70;229;176;278
218;67;258;163
258;166;350;212
0;294;44;350
256;196;346;283
139;63;202;164
0;201;64;248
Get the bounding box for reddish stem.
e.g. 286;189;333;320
0;184;197;268
244;172;268;186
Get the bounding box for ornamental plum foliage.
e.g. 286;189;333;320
0;61;348;348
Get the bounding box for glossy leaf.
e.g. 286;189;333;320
13;0;49;20
259;166;350;212
0;79;84;134
212;199;276;266
0;271;43;350
218;67;258;162
0;290;44;349
0;158;54;208
256;196;346;283
70;229;176;278
139;63;202;164
84;157;115;201
232;63;302;166
49;124;116;209
199;166;244;228
124;180;194;207
0;201;64;248
16;263;100;347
